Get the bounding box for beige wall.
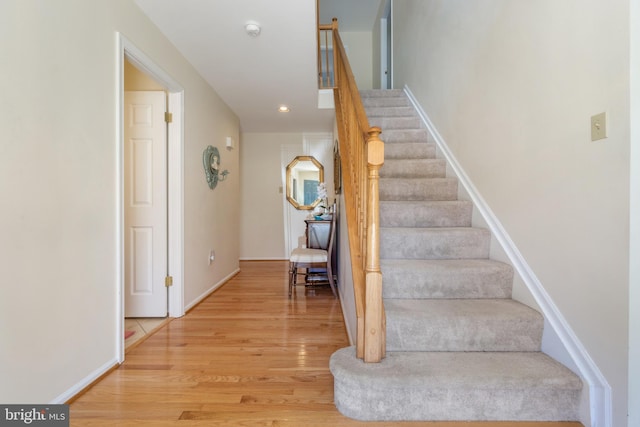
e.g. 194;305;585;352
240;132;295;259
341;32;374;90
0;0;239;403
372;0;391;90
629;0;640;424
392;1;630;425
240;132;334;260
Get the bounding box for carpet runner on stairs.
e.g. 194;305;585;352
330;89;583;422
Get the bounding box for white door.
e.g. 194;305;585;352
124;91;167;317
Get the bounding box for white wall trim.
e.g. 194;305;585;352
403;84;611;427
184;268;240;312
166;91;185;319
51;358;118;404
116;33;186;363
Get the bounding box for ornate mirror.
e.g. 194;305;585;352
285;156;324;210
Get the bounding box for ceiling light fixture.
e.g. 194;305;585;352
245;22;261;37
278;105;290;113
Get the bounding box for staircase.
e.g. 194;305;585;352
330;89;583;422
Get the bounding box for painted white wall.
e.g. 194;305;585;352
0;0;239;403
239;132;334;260
341;32;374;90
392;1;629;426
371;0;392;90
337;193;356;344
371;2;384;90
240;133;296;260
629;0;640;424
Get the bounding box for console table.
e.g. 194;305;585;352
305;218;331;249
304;217;337;284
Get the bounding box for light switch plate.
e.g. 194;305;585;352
591;112;607;141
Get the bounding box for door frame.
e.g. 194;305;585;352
116;33;185;362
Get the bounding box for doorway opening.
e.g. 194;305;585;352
117;33;185;362
380;0;392;89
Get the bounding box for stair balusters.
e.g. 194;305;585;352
319;18;385;362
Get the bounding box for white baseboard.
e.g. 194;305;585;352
52;358;119;404
403;85;611;427
184;268;240;312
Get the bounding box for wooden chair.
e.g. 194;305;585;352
288;204;338;297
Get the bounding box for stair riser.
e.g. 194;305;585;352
365;106;417;117
380;201;472;228
360;89;405;97
384;142;436;159
385;305;543;352
381;260;513;299
380;178;458;201
380;129;430;143
361;97;410;108
333;379;580;421
370;117;423;130
331;348;582;422
380;159;445;178
380;228;490;260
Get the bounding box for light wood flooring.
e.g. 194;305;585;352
70;260;583;426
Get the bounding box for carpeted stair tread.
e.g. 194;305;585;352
330;347;582;421
380;159;446;178
380;227;490;260
380;200;472;227
380;177;458;201
384;142;436;159
331;88;582;422
385;299;543;352
381;259;513;299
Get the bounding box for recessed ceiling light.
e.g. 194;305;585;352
245;22;261;37
278;105;290;113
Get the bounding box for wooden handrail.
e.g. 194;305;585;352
319;18;385;362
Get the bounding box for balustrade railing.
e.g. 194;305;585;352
318;18;385;362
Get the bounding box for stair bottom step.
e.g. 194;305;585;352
330;347;582;422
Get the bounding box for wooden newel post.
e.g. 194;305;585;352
364;127;385;363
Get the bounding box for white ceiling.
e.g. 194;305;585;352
134;0;383;133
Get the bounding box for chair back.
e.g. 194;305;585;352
327;202;338;261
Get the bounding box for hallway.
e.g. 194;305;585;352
69;261;582;426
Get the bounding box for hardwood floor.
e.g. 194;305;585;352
70;260;583;426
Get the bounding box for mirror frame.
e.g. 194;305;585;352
285;156;324;210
